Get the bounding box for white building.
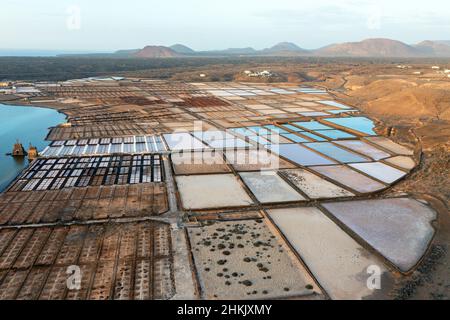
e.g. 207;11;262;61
432;66;440;70
246;70;274;78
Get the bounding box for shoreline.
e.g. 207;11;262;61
0;103;66;192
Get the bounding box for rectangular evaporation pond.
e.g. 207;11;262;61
297;132;327;142
247;126;271;135
323;117;377;136
334;140;391;160
293;121;333;131
310;165;386;194
192;130;235;142
349;162;407;184
281;133;309;143
187;220;316;300
281;124;305;132
267;144;336;166
208;139;250;149
314;130;356;140
270;89;295;94
304;142;370;163
263;125;289;134
230;127;254;137
247;135;270;145
365;137;414;156
327;109;357;114
281;169;354;199
322;198;437;272
171;151;231;175
298;112;330;117
175;174;254;210
163;133;206;151
268;207;389;300
318;101;352;110
240;171;305;203
298;89;327;94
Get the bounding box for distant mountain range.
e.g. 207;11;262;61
57;39;450;58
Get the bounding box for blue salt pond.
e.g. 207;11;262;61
298;132;328;142
263;125;289;134
281;133;310;143
323;117;377;136
281;124;305;132
304;142;370;163
267;143;337;166
293;121;333;131
314;129;356;140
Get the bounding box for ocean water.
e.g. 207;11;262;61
0;104;65;191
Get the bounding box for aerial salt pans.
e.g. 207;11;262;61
299;111;331;117
10;154;164;192
385;156;416;170
192;130;250;149
171;151;231;175
224;149;296;171
334;140;391;161
309;165;386;194
175;174;253;210
163;133;206;151
297;132;328;142
240;172;305;203
281;107;314;113
187;220;318;299
297;87;327;94
42;136;166;157
365;137;414;156
267;144;336;166
293;121;333;131
322;198;437;272
349;162;407;184
318;100;352;110
268;207;391;300
323;117;377;136
208;139;250;149
313;129;356;140
304;142;370;164
281;124;305;132
192;130;236;142
280;169;354;199
327;109;357;114
281;133;309;143
232;127;288;144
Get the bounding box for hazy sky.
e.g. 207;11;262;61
1;0;450;51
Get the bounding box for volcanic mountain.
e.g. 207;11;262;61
315;38;424;57
415;40;450;57
133;46;181;58
261;42;309;55
170;44;196;54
